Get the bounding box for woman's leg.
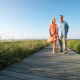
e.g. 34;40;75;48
51;42;53;48
51;42;54;52
53;41;56;53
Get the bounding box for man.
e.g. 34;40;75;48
56;15;69;54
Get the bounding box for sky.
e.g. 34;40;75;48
0;0;80;40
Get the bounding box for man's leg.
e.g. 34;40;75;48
63;36;67;53
58;37;62;52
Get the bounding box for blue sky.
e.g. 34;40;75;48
0;0;80;40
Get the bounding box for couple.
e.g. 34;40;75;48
47;15;69;54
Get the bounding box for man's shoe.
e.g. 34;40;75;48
59;50;62;52
63;51;67;54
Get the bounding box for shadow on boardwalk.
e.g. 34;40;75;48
0;42;80;80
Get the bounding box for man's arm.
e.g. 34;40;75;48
66;22;69;32
66;28;68;32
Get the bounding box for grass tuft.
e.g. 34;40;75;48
0;40;50;70
67;40;80;54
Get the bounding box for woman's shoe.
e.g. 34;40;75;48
52;50;55;54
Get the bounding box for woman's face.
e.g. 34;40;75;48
52;19;56;23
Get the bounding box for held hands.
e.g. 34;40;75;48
56;34;58;37
50;33;58;37
50;34;58;37
50;33;53;37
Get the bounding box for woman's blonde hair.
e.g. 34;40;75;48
50;18;55;24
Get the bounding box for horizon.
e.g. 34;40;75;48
1;38;80;41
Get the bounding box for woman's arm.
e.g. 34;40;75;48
49;24;52;37
49;24;51;35
56;30;58;34
49;24;51;33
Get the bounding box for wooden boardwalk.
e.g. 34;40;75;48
0;42;80;80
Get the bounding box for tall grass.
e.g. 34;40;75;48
67;40;80;54
0;40;50;70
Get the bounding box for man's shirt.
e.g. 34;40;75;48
56;21;69;37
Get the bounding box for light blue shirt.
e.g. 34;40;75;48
56;21;69;37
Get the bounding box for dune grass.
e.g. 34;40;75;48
67;40;80;54
0;40;50;70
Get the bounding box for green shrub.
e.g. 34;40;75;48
67;40;80;53
0;40;50;70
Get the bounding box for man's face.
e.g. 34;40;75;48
59;16;63;22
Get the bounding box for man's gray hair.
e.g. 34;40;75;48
59;15;63;17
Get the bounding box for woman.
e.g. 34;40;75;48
47;18;58;53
